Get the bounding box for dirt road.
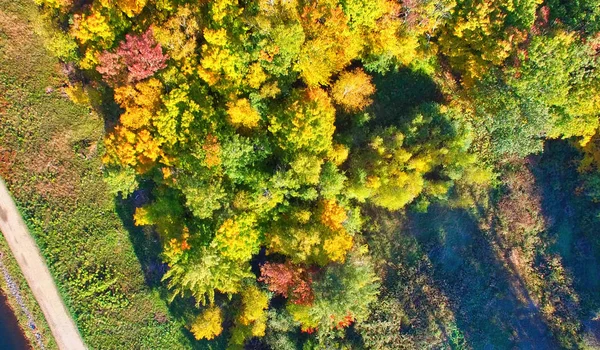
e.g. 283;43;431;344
0;180;86;350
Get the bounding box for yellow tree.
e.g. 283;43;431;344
268;88;336;156
296;3;361;86
229;284;269;348
103;78;164;171
331;68;376;112
190;306;223;340
437;0;534;85
211;215;261;262
227;98;262;129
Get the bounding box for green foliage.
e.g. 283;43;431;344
104;166;138;198
546;0;600;34
0;1;192;347
349;103;484;210
287;251;380;333
470;30;600;156
26;0;600;347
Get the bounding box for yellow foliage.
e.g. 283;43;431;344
34;0;72;8
119;107;152;130
209;0;239;23
211;215;260;262
245;62;268;89
114;78;163;111
327;143;349;166
104;126;162;170
103;79;165;171
79;48;100;70
71;12;114;46
162;228;191;263
133;207;151;226
438;0;524;85
260;81;281;98
115;0;147;17
580;130;600;172
268;88;336;155
323;229;353;263
190;307;223;340
200;45;247;87
294;210;312;224
204;28;228;46
153;6;200;63
290;154;324;185
238;285;269;328
296;4;362;86
266;222;322;264
331;68;375;112
63;83;90;105
320;200;347;231
227;98;261;128
229;285;269;347
287;304;319;331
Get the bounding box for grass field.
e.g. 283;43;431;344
0;1;198;348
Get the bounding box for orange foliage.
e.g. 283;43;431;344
320;200;347;231
202;134;221;168
103;79;164;171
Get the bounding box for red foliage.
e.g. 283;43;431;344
96;51;125;86
259;262;314;305
532;6;551;34
302;327;317;334
96;29;168;85
335;312;354;329
116;28;168;83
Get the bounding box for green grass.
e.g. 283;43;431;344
0;1;196;348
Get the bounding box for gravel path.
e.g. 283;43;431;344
0;180;86;350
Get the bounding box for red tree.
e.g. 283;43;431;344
116;28;168;82
259;262;314;305
97;28;168;85
96;51;125;86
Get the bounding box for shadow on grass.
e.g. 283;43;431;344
403;205;555;349
114;191;225;350
531;140;600;347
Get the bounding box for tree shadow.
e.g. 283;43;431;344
338;67;444;151
114;191;223;350
402;205;556;349
114;190;165;288
368;68;443;128
530;140;600;347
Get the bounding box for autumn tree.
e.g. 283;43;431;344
260;262;314;305
229;284;270;348
348;103;484;210
117;29;169;82
286;251;380;335
190;306;223;340
469;30;600;156
43;0;420;346
437;0;538;85
331;68;376;112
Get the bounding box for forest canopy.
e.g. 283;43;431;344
34;0;600;348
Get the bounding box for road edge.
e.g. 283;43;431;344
0;179;86;350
